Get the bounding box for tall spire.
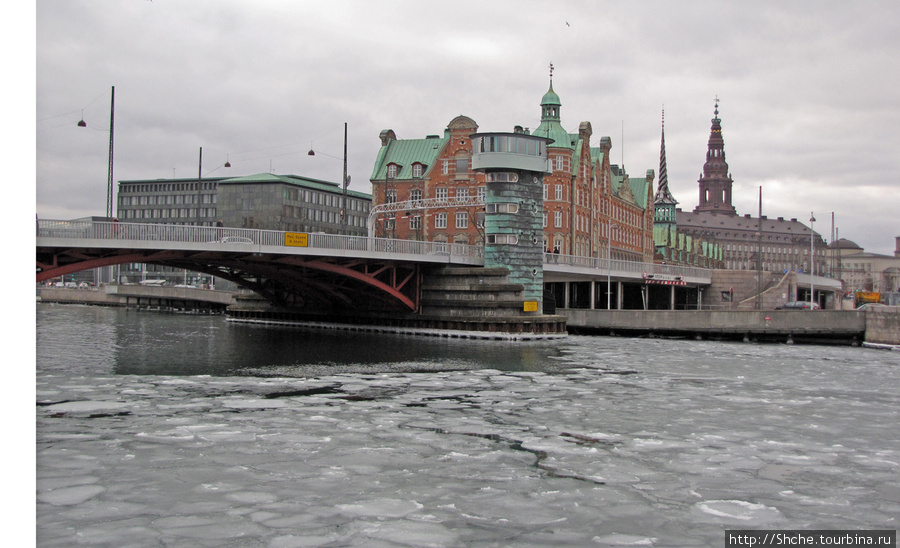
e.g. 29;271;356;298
654;106;677;206
693;97;736;214
654;107;678;229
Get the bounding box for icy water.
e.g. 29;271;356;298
36;304;900;547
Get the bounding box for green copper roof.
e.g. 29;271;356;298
218;172;287;185
533;81;571;149
590;147;606;165
218;173;370;199
629;174;651;211
541;83;561;106
370;136;447;180
532;122;572;149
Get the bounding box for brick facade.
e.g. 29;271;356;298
369;83;655;262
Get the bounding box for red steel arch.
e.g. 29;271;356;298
36;247;420;312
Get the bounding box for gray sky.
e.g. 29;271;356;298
34;0;900;255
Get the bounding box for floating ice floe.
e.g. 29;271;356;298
219;397;290;409
693;500;782;523
42;400;129;413
336;498;424;518
38;484;105;506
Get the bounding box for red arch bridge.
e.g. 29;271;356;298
36;219;713;313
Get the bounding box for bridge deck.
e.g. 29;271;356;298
36;219;714;285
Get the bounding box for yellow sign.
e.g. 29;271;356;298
523;301;539;312
284;232;309;247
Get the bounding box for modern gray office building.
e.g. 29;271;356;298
114;172;372;284
117;172;371;233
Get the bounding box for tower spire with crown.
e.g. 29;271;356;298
693;96;736;214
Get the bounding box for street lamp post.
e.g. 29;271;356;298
77;86;115;284
106;86;115;219
342;122;349;235
755;186;762;309
76;85;115;218
607;220;618;310
810;212;816;307
308;123;351;234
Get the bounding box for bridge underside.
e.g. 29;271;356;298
36;246;421;313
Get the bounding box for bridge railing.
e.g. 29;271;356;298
37;219;484;261
546;252;711;280
37;219;284;246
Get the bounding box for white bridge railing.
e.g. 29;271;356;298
36;219;485;261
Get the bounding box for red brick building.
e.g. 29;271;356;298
369;81;655;262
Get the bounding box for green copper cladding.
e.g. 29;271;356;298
471;132;551;313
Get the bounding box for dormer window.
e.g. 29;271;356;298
387;164;399;178
412;163;424;178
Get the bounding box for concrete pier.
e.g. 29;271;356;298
37;285;234;312
561;308;900;346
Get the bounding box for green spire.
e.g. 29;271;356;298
541;83;561;110
533;78;570;149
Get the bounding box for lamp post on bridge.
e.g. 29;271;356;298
308;123;351;234
607;220;619;310
77;86;115;284
810;212;816;307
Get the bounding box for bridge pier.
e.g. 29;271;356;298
226;265;568;339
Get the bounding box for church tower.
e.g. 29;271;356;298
694;98;736;214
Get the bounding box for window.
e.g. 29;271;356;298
435;213;447;229
554;211;562;228
442;160;449;175
385;189;397;203
409;216;421;230
485;203;519;214
456;212;468;229
412;163;424;178
410;189;423;202
543;185;549;200
455;157;468;174
387;164;398;178
485;172;518;183
486;234;518;245
456;187;469;199
436;187;448;200
555;185;563;200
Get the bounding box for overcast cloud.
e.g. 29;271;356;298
34;0;900;254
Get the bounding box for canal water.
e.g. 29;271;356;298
36;304;899;547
